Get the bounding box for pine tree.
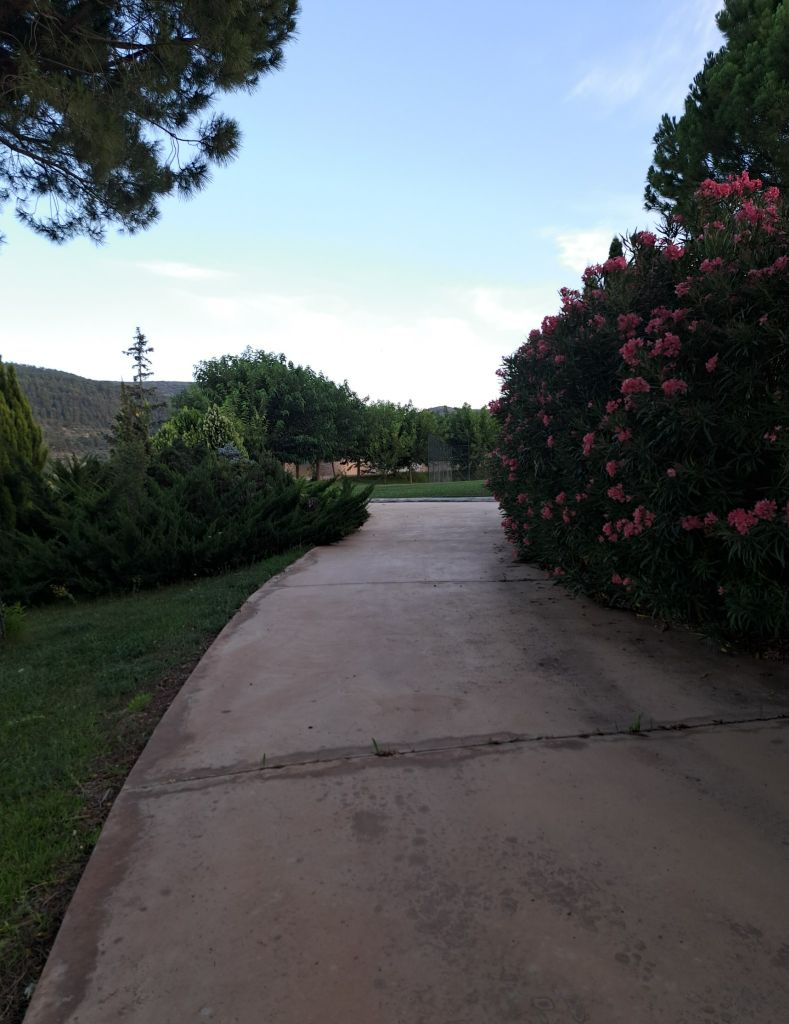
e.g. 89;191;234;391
645;0;789;217
0;1;299;243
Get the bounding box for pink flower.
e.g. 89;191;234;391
554;354;566;365
661;378;688;397
516;493;529;505
681;516;704;531
606;460;620;478
652;332;681;358
666;468;677;478
617;313;642;338
582;432;596;456
546;435;555;449
611;573;623;585
603;256;627;273
663;243;685;261
700;257;724;274
616;428;632;443
555;492;567;506
705;354;719;373
620;337;645;366
753;499;777;521
621;377;651;395
675;280;692;297
634;230;657;248
541;504;554;520
607;483;628;502
606;399;622;414
633;506;655;530
704;512;718;526
727;508;758;535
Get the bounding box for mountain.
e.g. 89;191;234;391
12;364;190;460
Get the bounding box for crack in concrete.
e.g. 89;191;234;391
131;711;789;794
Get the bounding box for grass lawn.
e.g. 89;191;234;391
0;548;305;1024
362;479;491;499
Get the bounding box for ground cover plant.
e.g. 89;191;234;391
0;549;304;1024
489;173;789;642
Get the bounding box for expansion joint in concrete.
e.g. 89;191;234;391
133;712;789;794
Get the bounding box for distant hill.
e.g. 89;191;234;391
13;364;190;460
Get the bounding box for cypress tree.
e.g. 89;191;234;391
0;358;47;528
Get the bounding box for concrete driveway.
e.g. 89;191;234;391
25;502;789;1024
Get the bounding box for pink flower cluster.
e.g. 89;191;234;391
662;242;685;261
617;313;642;338
607;483;629;503
681;512;718;531
652;332;681;358
611;573;633;586
696;171;763;201
621;377;650;395
582;432;595;456
661;378;688;397
619;337;644;366
725;500;779;535
699;257;724;274
601;506;655;542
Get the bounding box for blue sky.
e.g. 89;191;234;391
1;0;723;407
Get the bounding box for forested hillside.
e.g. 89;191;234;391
13;364;188;459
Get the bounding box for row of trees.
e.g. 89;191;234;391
160;348;497;479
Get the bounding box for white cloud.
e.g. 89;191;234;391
569;67;649;106
552;229;614;275
567;0;724;112
142;287;534;408
467;287;545;333
137;260;233;281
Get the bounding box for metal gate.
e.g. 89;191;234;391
428;434;471;482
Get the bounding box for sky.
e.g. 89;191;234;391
0;0;724;408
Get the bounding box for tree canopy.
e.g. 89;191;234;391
0;0;298;242
645;0;789;218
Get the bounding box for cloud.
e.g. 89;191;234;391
467;287;545;332
157;287;532;408
569;67;649;106
552;229;615;275
137;260;233;281
567;0;724;112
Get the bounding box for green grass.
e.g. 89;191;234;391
363;479;491;499
0;548;305;1022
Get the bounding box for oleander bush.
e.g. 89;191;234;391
488;173;789;640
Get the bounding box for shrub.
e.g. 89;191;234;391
0;446;371;602
489;173;789;641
